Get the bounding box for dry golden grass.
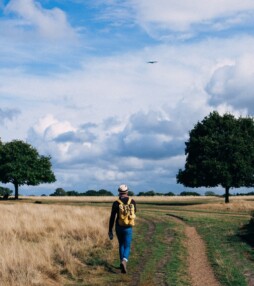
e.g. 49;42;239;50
0;204;111;286
188;199;254;212
24;195;254;212
23;196;254;204
24;195;221;203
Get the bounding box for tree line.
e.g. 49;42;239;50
2;186;254;198
50;188;114;196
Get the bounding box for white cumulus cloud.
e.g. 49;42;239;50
207;54;254;112
5;0;76;40
131;0;254;39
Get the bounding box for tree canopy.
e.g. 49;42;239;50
176;111;254;203
0;140;56;199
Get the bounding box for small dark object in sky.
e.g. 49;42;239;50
147;61;158;64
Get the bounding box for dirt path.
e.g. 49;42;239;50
169;215;221;286
185;225;220;286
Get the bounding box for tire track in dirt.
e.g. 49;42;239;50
185;225;220;286
168;215;221;286
153;232;172;286
130;215;173;286
130;217;156;286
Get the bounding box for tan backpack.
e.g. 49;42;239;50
117;198;136;226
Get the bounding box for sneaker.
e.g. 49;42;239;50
120;260;127;274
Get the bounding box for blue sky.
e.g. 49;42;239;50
1;0;254;195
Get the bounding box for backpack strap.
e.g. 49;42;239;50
116;198;131;205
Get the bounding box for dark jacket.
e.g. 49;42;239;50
108;197;137;232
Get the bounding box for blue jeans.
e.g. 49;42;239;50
115;224;133;262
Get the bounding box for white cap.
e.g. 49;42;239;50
118;184;128;194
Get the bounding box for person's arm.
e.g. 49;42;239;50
108;201;118;238
131;199;137;213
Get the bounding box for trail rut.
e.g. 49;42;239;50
169;215;221;286
185;225;220;286
130;217;156;286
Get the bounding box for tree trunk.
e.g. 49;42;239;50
14;183;19;200
225;186;230;203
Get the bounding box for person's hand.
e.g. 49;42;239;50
108;231;113;240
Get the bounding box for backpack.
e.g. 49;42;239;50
117;198;136;226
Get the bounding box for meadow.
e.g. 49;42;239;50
0;195;253;285
0;203;111;285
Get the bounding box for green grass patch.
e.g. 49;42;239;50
165;219;191;286
138;221;169;284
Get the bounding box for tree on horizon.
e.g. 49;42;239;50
0;140;56;199
177;111;254;203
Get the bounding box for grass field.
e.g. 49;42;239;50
0;195;253;285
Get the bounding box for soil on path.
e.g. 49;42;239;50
185;225;220;286
169;215;221;286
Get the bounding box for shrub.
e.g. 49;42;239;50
0;186;13;198
180;191;200;196
164;192;175;196
204;191;216;196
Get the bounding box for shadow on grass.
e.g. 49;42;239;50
86;257;119;274
237;216;254;249
104;263;120;274
0;197;18;201
0;197;33;202
167;213;187;221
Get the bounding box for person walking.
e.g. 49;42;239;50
108;184;137;274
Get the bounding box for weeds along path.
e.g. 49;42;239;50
168;215;221;286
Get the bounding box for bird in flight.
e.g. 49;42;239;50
147;61;158;64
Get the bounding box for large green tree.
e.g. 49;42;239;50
176;111;254;203
0;140;56;199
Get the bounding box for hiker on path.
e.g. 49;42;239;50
108;184;137;274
